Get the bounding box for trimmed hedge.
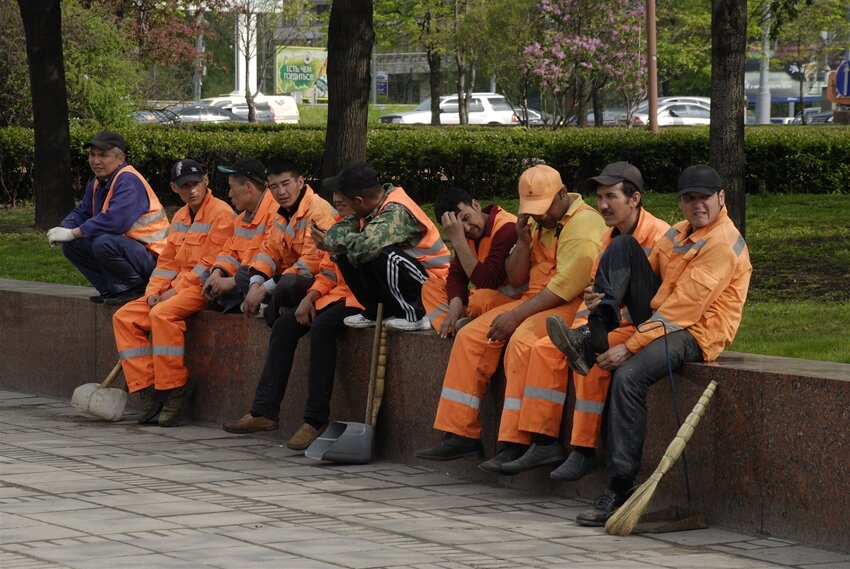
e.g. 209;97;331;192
1;123;848;206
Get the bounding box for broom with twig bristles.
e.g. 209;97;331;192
605;380;718;536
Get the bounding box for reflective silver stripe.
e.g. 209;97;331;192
673;238;706;255
215;255;239;267
136;227;169;243
192;263;206;277
733;234;746;256
172;221;191;232
275;220;295;237
407;239;448;259
189;222;211;234
648;313;682;332
254;253;277;273
152;345;184;356
440;386;481;410
235;224;266;239
420;254;451;268
663;227;678;243
523;386;566;405
291;259;313;278
575;399;605;414
134;209;167;226
152;269;177;279
295;219;309;231
642;245;652;256
498;283;528;297
428;303;449;321
320;267;338;282
503;397;522;411
118;346;152;359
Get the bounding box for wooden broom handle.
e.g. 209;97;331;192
99;362;123;388
365;303;384;422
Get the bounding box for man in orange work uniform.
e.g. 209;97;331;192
241;159;337;327
416;164;607;470
222;194;365;451
548;164;752;526
421;187;519;338
499;162;669;477
112;159;235;427
202;158;277;312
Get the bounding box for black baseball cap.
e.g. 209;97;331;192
88;131;126;154
217;158;267;187
171;159;205;187
586;161;644;192
323;161;381;192
677;164;722;196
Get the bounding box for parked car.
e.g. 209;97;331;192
133;109;179;124
630;101;711;126
791;108;825;124
770;117;795;125
808;110;834;124
379;93;518;125
222;102;277;124
617;96;711;125
171;105;247;123
200;93;300;124
514;107;548;127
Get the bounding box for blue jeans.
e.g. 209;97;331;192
61;234;155;294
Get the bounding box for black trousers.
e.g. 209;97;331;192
264;273;314;327
593;236;705;480
250;300;360;424
336;246;429;321
206;265;252;313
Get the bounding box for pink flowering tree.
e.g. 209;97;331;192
524;0;647;127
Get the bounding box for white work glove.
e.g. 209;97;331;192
47;227;75;245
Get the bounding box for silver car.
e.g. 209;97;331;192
380;93;518;125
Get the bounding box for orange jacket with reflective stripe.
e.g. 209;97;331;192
363;187;451;280
310;253;365;311
624;208;752;361
468;207;523;297
146;190;235;295
250;185;337;279
99;165;169;255
213;190;277;276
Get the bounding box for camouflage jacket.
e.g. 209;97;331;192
323;185;423;266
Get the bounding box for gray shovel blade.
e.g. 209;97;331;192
305;421;373;464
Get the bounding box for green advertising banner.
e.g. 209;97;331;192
276;46;328;102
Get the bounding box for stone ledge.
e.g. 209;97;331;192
0;278;847;553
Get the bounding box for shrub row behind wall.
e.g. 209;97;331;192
1;124;848;206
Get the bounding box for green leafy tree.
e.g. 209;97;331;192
657;0;712;95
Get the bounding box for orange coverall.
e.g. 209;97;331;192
212;189;278;276
516;207;670;446
433;195;607;444
421;206;521;331
113;191;235;393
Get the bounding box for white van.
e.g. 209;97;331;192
200;93;300;124
379;93;518;125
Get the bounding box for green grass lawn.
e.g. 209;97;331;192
2;192;848;363
298;103;416;126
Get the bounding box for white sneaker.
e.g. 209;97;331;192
344;314;377;329
384;316;431;332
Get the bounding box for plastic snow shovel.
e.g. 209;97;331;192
306;304;387;464
71;362;128;421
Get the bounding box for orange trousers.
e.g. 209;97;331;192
518;325;635;447
421;276;514;333
433;296;580;444
112;288;207;393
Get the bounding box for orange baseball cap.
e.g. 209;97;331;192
518;165;565;215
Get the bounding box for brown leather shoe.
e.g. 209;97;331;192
286;422;327;450
222;413;279;434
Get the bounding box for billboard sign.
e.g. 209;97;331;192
276;47;328;102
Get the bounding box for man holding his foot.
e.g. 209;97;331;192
113;160;234;427
222;194;363;450
322;162;450;332
421;187;519;338
416;165;606;469
508;162;669;481
48;131;169;306
548;165;751;525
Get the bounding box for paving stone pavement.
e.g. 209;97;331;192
2;390;848;569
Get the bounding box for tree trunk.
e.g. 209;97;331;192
427;49;441;125
321;0;374;195
17;0;73;228
456;54;467;125
710;0;747;236
592;85;603;127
